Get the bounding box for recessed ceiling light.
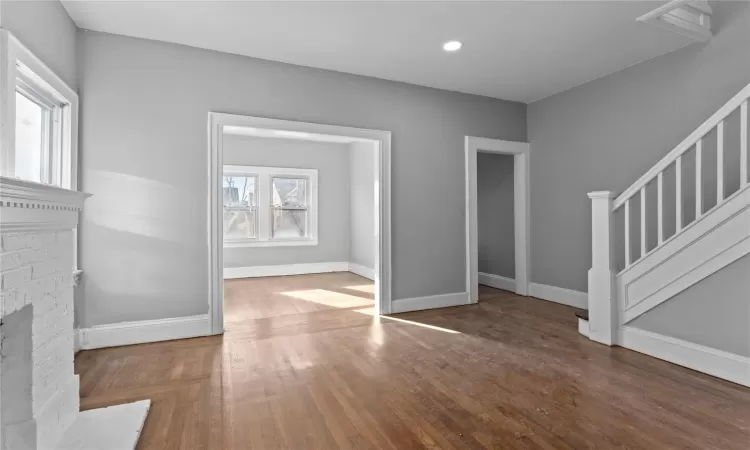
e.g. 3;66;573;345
443;40;462;52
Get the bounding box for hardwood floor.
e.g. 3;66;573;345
75;273;750;449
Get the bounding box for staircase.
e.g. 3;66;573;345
581;82;750;387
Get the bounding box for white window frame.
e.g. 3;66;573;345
0;31;78;191
1;30;81;274
223;165;318;248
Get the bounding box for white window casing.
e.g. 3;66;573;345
1;31;78;191
223;165;318;248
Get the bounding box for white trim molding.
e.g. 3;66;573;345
0;30;79;191
224;262;350;279
618;186;750;324
348;263;375;281
578;319;590;338
223;262;376;280
618;326;750;387
78;315;211;350
529;282;588;309
208;113;392;334
391;292;470;314
478;272;515;292
222;164;319;248
465;136;531;304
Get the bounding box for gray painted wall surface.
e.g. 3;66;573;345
631;255;750;357
527;2;750;292
0;0;77;89
477;152;515;279
77;30;526;326
222;135;350;268
348;142;375;270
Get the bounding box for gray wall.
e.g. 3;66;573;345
527;1;750;292
348;142;375;270
477;152;515;279
631;255;750;357
222;135;350;268
0;0;77;89
77;30;526;327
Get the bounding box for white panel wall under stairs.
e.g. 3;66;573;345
618;185;750;324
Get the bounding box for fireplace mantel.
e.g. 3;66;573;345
0;177;90;237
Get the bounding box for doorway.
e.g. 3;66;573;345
464;136;530;303
207;113;392;334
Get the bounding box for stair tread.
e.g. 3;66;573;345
574;310;589;320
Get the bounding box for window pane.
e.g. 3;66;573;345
272;177;307;207
272;209;307;239
224;209;257;239
223;175;256;207
15;91;47;183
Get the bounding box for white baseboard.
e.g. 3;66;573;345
618;326;750;387
78;314;210;350
578;318;590;338
348;263;375;280
529;282;588;309
73;329;81;354
478;272;515;292
224;262;349;279
391;292;469;314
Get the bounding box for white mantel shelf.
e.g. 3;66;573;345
0;176;90;210
0;176;91;234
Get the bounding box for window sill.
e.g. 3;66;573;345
223;239;318;249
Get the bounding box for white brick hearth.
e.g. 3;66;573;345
0;177;150;450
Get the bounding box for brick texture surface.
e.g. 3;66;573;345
1;230;79;449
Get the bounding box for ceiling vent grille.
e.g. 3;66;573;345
637;0;712;43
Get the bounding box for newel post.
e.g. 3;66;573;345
587;191;618;346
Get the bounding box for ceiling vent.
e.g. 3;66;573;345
637;0;712;43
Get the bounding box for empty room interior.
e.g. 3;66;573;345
0;0;748;448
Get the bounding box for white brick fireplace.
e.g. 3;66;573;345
0;177;149;450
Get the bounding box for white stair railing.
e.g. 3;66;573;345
587;82;750;346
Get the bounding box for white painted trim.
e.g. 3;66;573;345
348;263;375;281
0;30;79;190
73;328;81;354
391;292;469;314
615;81;750;209
578;318;590;338
209;113;392;334
223;262;349;279
529;282;588;309
618;187;750;323
78;315;210;350
478;272;515;292
618;326;750;387
222;164;319;247
465;136;530;304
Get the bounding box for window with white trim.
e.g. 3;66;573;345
1;31;78;189
7;64;70;186
223;165;318;247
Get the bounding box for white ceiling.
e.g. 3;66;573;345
61;1;694;103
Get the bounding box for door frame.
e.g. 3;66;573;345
207;112;392;334
465;136;530;302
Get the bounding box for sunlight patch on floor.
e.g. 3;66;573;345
354;308;460;334
280;289;373;309
345;284;375;294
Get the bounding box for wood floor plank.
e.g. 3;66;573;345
75;272;750;449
